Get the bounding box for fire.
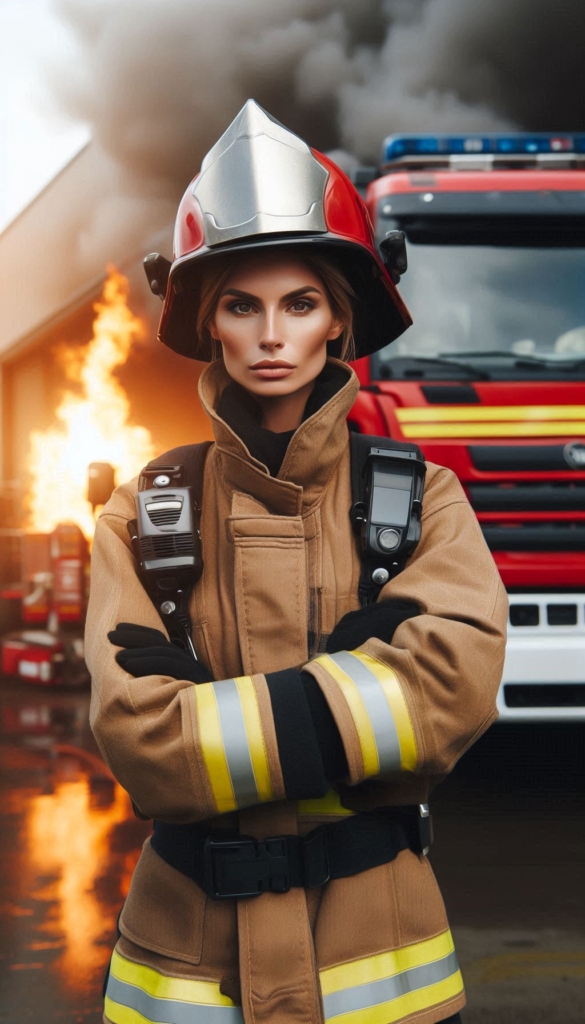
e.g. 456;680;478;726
27;266;154;538
26;775;134;993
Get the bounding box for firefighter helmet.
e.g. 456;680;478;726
144;100;412;361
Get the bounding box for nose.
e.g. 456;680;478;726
259;304;284;352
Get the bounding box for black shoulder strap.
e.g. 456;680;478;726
350;432;425;510
141;441;213;509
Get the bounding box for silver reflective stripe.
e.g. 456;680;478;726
329;652;402;773
107;975;244;1024
213;679;258;808
322;950;460;1020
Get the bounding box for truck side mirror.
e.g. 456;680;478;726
350;166;379;197
379;231;408;284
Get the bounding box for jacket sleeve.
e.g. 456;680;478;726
303;465;509;787
87;484;331;822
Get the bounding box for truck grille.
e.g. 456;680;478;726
504;684;585;708
468;481;585;512
466;471;584;552
481;523;585;551
469;444;578;472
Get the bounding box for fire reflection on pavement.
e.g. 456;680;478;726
0;682;150;1022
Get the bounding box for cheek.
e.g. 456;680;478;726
213;315;255;356
286;312;334;353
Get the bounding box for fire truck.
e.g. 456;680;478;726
350;132;585;722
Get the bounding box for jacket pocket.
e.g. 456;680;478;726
119;838;206;965
229;515;308;674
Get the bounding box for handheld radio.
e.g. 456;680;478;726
351;442;426;606
128;465;203;659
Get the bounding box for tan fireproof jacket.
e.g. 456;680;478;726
86;358;508;1024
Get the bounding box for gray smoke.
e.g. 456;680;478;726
46;0;585;256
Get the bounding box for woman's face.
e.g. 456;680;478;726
208;255;344;398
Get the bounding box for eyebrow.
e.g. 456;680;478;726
220;285;323;302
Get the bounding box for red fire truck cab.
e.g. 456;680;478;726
351;133;585;722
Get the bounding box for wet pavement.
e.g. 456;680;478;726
431;723;585;1022
0;680;150;1022
0;677;583;1023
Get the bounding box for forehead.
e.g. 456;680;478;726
222;253;323;293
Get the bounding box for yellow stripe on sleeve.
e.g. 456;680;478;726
193;683;236;814
353;652;418;773
314;654;380;778
234;675;273;803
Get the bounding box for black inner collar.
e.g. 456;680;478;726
216;364;347;477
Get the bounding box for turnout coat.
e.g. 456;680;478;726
86;358;508;1024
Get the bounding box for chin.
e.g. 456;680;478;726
245;377;304;395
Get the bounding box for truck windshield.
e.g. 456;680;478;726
373;242;585;380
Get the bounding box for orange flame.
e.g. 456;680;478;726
26;776;135;993
27;266;155;538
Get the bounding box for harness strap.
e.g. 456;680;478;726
141;440;213;506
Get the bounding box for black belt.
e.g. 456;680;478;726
152;805;432;901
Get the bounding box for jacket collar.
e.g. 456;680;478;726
198;358;360;516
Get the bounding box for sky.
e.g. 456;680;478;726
0;0;89;231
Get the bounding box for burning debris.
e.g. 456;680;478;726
26;267;154;539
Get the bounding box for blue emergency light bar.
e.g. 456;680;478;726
382;132;585;165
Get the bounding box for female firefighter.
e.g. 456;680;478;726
85;100;507;1024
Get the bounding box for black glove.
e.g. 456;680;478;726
108;623;212;684
326;599;420;654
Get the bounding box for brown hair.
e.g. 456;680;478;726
196;248;356;362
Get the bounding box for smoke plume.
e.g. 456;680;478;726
46;0;585;256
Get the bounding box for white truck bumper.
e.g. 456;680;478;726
497;593;585;722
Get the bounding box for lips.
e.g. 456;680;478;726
249;360;295;369
249;360;296;379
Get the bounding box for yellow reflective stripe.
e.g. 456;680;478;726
400;421;585;438
322;971;464;1024
297;789;355;816
234;675;273;803
193;683;236;814
396;404;585;422
353;652;417;773
320;930;463;1024
109;949;235;1005
315;654;380;777
321;929;456;994
105;995;150;1024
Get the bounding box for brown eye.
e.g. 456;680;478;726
289;299;315;313
229;301;255;315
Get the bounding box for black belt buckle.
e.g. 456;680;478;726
203;835;291;900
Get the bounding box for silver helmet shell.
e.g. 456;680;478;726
148;100;412;360
188;100;328;248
